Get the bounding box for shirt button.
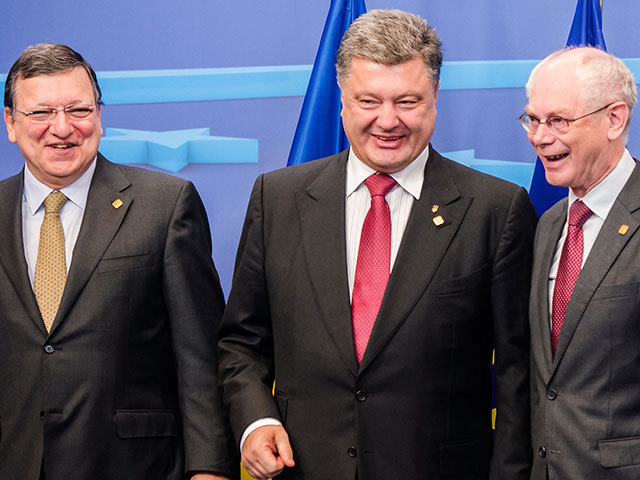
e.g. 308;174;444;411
538;446;547;457
546;388;558;400
355;390;367;402
347;446;358;457
43;345;55;354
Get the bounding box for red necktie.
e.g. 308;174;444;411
551;200;593;355
352;173;397;364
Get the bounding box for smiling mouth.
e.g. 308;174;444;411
48;144;75;150
373;135;403;141
545;153;569;161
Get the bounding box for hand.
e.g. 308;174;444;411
190;474;231;480
241;425;295;479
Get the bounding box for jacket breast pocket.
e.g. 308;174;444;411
599;436;640;468
97;253;152;273
429;264;489;296
591;282;638;301
115;409;177;439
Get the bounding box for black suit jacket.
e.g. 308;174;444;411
0;154;237;479
219;148;536;480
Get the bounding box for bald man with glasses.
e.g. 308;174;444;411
523;46;640;480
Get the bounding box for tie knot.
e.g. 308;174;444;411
568;200;592;228
365;174;396;197
44;191;68;214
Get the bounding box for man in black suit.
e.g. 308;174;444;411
218;9;536;480
0;43;236;479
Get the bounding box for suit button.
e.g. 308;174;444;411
355;390;367;402
538;446;547;457
347;446;357;457
546;388;558;400
40;410;45;420
43;345;55;354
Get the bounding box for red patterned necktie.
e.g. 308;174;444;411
551;200;593;355
352;173;397;364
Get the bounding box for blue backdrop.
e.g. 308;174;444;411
2;0;640;295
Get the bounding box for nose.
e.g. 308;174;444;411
48;110;74;138
376;102;400;130
530;122;555;147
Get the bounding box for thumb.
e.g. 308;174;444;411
274;431;295;467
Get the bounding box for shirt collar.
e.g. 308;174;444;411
568;148;636;221
346;145;429;199
23;157;97;216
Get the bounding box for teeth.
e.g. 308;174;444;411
50;144;72;149
375;135;401;141
547;153;568;161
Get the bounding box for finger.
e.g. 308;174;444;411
242;443;285;478
274;431;295;467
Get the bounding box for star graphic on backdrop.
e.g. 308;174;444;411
99;128;258;172
444;149;535;189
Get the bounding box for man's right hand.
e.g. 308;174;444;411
241;425;295;479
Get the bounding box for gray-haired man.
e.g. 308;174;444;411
219;9;535;480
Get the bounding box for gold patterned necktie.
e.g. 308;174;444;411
34;191;68;332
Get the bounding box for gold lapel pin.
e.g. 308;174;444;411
112;198;123;209
619;224;630;235
431;204;439;213
433;215;444;226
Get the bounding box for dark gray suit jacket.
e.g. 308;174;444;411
219;148;536;480
0;154;237;479
530;161;640;479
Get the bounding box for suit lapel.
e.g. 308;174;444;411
0;172;46;332
552;164;640;371
49;154;132;333
531;204;566;379
296;152;357;374
360;149;470;370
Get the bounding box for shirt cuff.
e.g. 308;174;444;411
239;417;283;451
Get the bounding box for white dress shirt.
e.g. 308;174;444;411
547;149;636;324
240;146;429;449
22;159;97;286
345;145;427;297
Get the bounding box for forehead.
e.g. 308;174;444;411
14;67;94;105
345;56;434;91
527;62;584;115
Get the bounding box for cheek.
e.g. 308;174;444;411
78;123;101;141
18;126;47;147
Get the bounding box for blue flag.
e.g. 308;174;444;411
287;0;367;166
528;0;606;215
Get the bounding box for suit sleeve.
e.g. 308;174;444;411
489;186;537;480
218;175;282;446
162;181;239;478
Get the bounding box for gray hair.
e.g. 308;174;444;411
4;43;102;111
336;9;442;89
526;47;636;126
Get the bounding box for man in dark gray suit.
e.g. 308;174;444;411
0;43;237;480
219;10;536;480
523;46;640;479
